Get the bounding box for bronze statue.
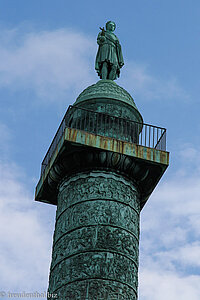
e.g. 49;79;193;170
95;21;124;80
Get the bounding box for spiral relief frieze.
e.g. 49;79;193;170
48;171;140;299
58;279;137;300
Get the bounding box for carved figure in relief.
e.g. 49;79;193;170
59;176;139;217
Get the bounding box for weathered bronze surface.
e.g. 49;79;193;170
95;21;124;80
35;24;169;299
48;171;139;299
35;128;169;209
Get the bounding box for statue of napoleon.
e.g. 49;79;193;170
95;21;124;80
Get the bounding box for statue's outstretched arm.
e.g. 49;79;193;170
97;32;106;45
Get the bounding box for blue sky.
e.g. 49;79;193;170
0;1;200;299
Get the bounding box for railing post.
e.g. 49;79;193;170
153;127;155;148
40;106;167;176
149;126;151;148
145;125;147;147
140;125;142;145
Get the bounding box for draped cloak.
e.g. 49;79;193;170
95;31;124;80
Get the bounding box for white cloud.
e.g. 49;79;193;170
140;174;200;256
0;121;55;296
0;27;189;105
1;122;200;298
139;144;200;298
0;120;56;294
0;160;55;294
139;270;200;300
120;61;189;102
155;242;200;268
0;24;196;297
0;28;96;102
0;131;199;298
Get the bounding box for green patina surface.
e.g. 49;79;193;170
75;80;136;108
74;80;142;124
95;21;124;80
35;24;169;299
48;171;140;299
35;127;169;204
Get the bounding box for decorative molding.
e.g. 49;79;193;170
75;80;137;109
47;148;150;201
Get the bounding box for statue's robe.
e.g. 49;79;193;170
95;31;124;80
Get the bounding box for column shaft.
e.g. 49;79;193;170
48;170;140;300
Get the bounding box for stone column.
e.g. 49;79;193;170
48;170;140;299
35;80;169;300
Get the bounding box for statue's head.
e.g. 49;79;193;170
106;21;116;32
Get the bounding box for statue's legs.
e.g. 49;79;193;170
101;62;108;79
108;64;117;80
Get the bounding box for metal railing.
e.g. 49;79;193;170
41;105;166;175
